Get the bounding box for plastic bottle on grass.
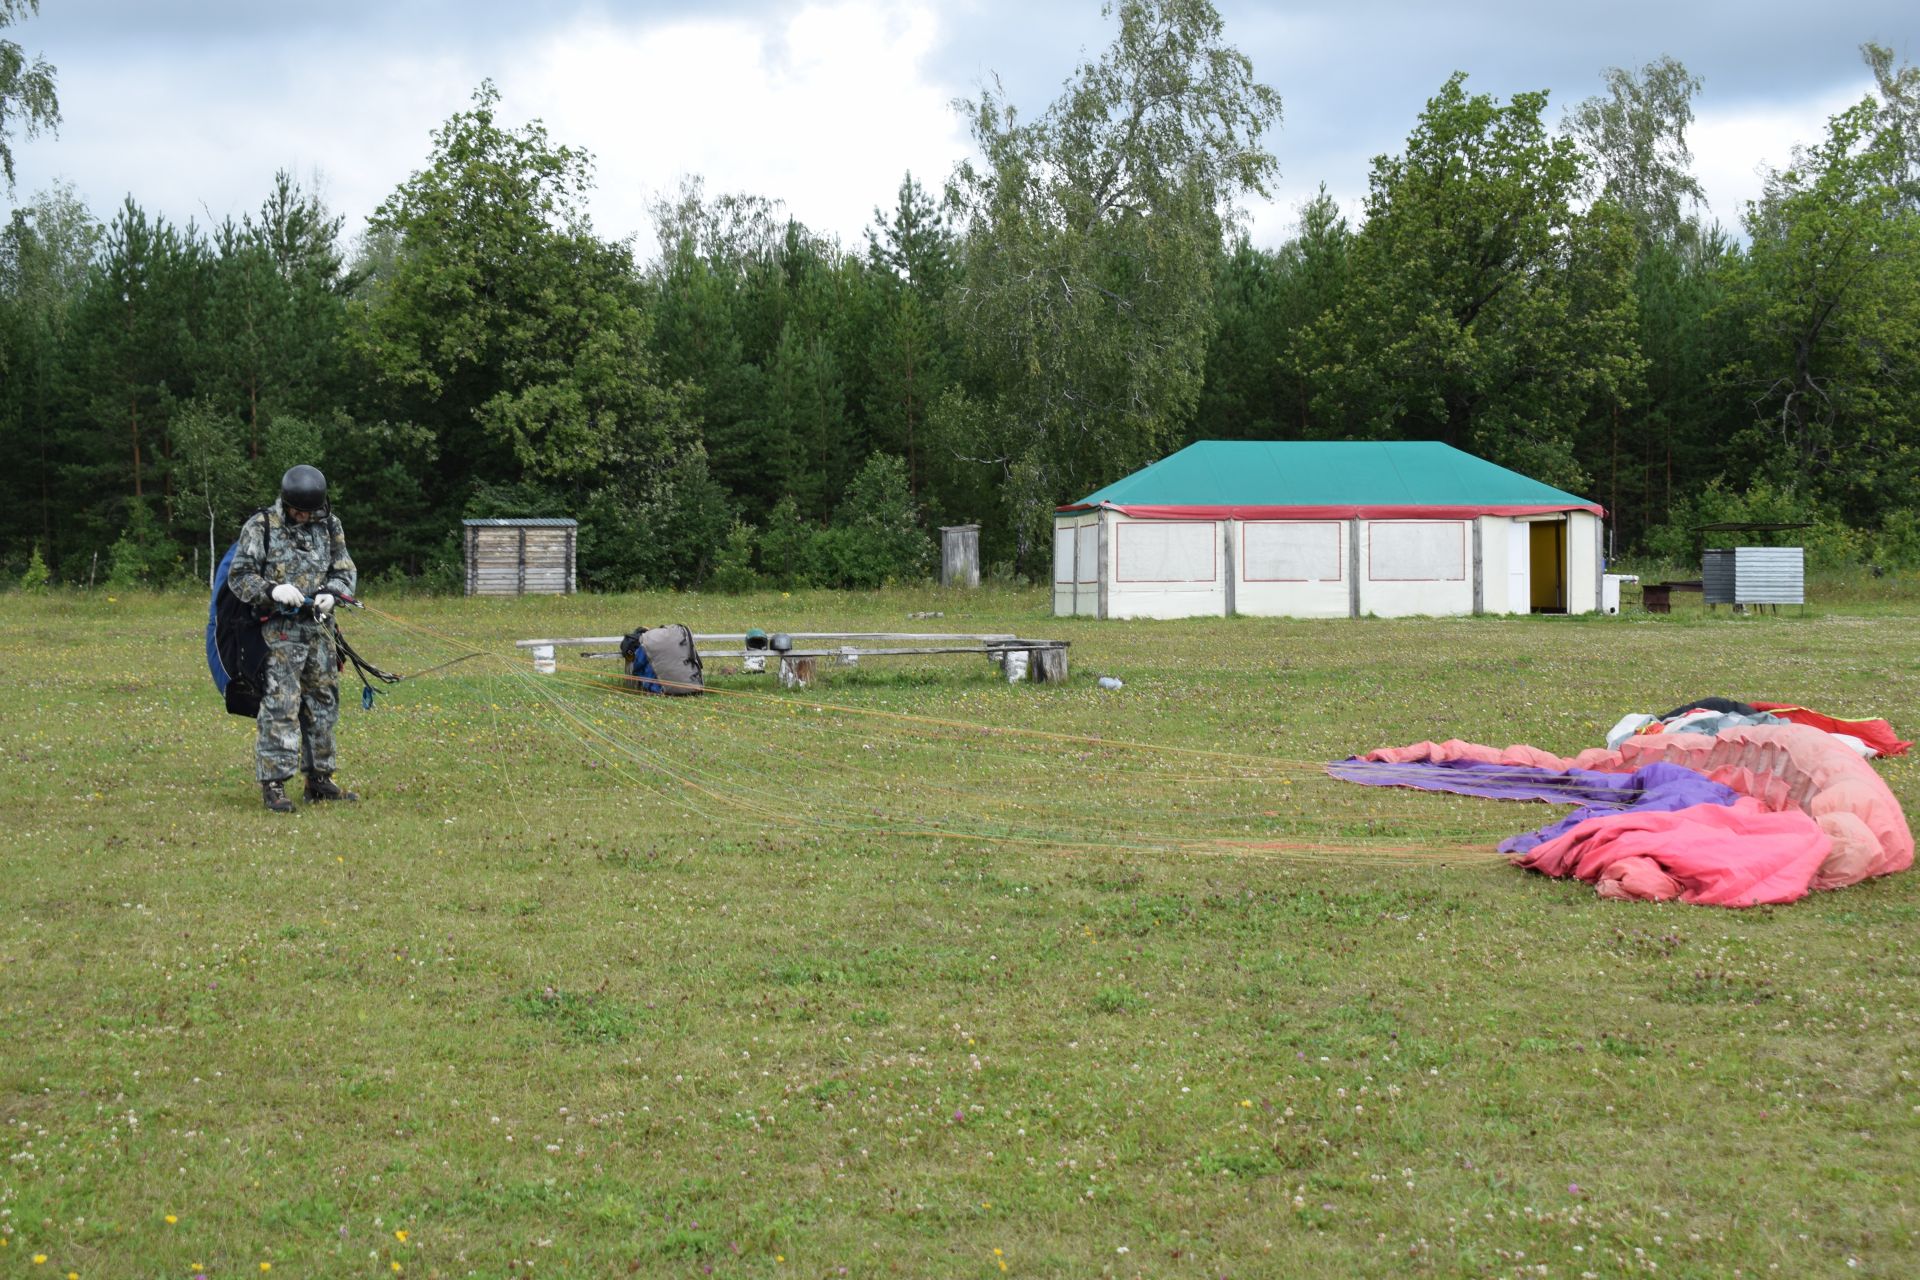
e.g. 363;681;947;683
1097;676;1124;691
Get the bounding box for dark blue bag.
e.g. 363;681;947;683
205;512;271;717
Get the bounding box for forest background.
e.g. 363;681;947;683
2;0;1917;594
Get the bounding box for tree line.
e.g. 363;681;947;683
2;0;1917;593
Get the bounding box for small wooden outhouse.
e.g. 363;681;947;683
940;524;981;587
462;518;577;596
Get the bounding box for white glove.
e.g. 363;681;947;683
314;593;336;617
271;583;305;608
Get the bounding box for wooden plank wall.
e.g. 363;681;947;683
465;526;576;596
940;525;980;588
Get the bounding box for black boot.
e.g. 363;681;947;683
305;772;359;803
262;779;295;813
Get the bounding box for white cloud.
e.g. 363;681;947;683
498;1;972;257
12;44;481;236
1688;81;1876;230
10;1;972;261
5;2;1893;259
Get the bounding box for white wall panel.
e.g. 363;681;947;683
1116;521;1216;583
1242;521;1343;581
1368;521;1466;582
1052;525;1076;584
1355;521;1473;617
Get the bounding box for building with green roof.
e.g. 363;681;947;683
1053;441;1605;620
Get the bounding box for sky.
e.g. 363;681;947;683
5;0;1916;262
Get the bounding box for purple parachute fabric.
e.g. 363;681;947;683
1323;758;1743;854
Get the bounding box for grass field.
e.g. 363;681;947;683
3;582;1917;1278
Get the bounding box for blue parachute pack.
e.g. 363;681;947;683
205;513;272;718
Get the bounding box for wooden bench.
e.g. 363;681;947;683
514;632;1070;686
1640;580;1704;614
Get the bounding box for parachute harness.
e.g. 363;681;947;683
279;594;480;709
328;613;403;709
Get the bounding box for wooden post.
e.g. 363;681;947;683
1471;517;1484;615
1032;647;1069;683
1222;519;1236;618
1096;514;1109;620
1348;518;1362;618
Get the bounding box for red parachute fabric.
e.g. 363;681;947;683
1747;702;1912;757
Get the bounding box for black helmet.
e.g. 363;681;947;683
280;464;328;513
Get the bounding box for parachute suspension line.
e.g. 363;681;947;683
328;616;402;710
504;658;1487;865
324;608;485;710
493;662;1506;857
349;601;1346;774
348;603;1512;865
498;663;1504;864
510;667;1513;849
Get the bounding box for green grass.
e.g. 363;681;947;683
2;582;1917;1276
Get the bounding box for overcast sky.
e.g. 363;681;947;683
6;0;1916;261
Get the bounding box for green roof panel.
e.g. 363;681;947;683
1067;441;1597;513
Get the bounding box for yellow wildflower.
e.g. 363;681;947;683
394;1230;407;1242
165;1215;178;1225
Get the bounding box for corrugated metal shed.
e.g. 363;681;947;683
462;518;577;596
1702;546;1803;606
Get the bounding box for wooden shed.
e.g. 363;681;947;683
462;518;577;596
940;524;981;587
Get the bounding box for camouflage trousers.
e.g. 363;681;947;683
254;619;341;783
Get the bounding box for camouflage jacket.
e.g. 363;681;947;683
226;500;357;610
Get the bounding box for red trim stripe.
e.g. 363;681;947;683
1056;502;1605;519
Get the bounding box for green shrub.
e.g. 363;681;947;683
812;453;933;589
415;529;466;594
578;450;734;590
103;501;182;589
1873;510;1920;572
18;544;51;592
709;522;759;594
758;495;817;589
1642;477;1864;569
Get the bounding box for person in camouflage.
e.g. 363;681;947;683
226;464;360;812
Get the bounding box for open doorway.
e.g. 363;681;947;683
1529;519;1567;613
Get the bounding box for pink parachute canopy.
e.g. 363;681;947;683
1359;724;1912;907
